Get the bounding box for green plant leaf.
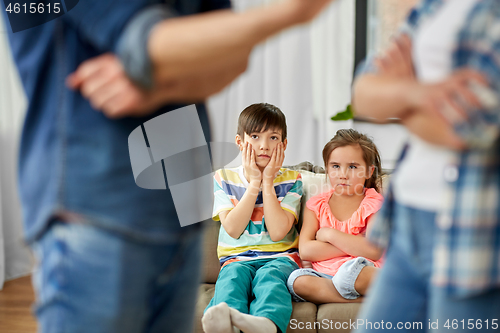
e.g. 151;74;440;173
331;104;354;121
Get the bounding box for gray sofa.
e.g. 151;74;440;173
195;165;369;333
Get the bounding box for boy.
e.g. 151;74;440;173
202;103;303;333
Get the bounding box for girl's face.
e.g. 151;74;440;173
327;144;374;196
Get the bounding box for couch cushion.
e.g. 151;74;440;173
300;170;330;202
286;302;319;333
316;303;362;333
194;284;215;333
297;170;330;232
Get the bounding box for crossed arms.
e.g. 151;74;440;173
299;207;383;263
67;0;334;118
352;32;499;151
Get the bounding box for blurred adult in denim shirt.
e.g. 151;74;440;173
2;0;333;332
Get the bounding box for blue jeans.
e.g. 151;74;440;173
355;203;500;332
31;220;203;333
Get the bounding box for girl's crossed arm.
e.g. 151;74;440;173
299;208;347;262
315;215;383;261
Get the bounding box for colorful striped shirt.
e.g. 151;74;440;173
213;166;303;267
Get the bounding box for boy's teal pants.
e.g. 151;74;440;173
205;257;299;333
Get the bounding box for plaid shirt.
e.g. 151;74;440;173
362;0;500;298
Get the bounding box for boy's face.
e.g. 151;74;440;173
235;128;287;169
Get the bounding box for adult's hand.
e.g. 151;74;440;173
403;69;486;125
66;52;247;118
66;54;160;118
399;69;488;150
371;33;487;126
375;34;415;79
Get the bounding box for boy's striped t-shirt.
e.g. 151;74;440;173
213;166;303;267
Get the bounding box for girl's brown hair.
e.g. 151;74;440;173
322;129;382;192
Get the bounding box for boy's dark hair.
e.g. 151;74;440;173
237;103;287;141
322;129;383;192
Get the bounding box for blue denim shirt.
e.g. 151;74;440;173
3;0;230;243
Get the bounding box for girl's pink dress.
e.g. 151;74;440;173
307;188;384;276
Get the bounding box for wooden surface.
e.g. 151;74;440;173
0;276;37;333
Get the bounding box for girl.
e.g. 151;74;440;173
287;129;384;304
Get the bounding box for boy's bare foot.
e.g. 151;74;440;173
202;302;234;333
229;308;277;333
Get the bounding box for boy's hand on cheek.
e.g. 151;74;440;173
242;142;262;186
263;143;284;185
